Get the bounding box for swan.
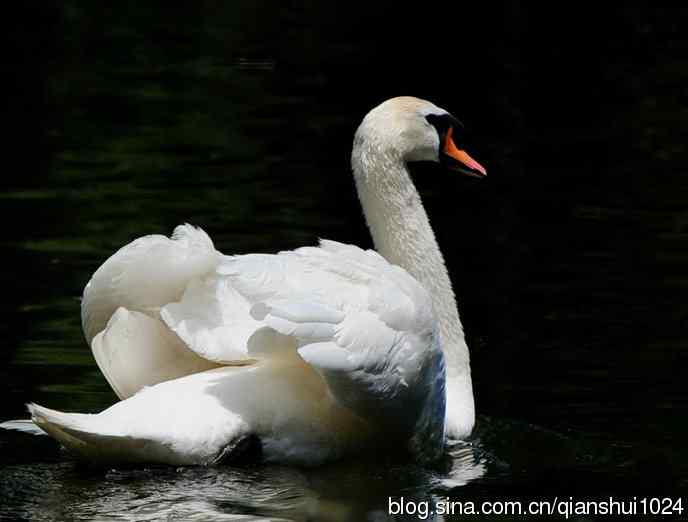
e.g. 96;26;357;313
13;96;486;466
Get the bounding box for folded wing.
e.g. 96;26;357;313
81;227;446;457
82;224;222;398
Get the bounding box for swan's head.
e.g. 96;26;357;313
354;96;487;178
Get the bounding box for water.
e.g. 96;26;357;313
2;3;687;520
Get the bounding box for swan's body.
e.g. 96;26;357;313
21;97;486;465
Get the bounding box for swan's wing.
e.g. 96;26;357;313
158;271;262;363
91;308;220;400
251;291;446;451
160;238;435;365
82;224;218;343
162;239;446;455
81;224;222;399
252;241;446;447
158;242;368;363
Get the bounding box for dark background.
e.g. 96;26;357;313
1;1;686;514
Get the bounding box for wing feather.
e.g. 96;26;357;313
82;227;443;449
81;224;218;344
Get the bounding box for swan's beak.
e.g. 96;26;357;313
442;127;487;178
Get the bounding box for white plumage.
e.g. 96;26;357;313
14;96;486;466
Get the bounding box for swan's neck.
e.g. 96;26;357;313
352;145;467;373
352;133;475;437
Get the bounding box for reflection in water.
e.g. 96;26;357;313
2;439;485;521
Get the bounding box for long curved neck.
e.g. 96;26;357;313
351;135;470;378
352;131;475;437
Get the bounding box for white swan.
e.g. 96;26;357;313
21;97;486;466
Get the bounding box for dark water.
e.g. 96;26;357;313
1;3;687;520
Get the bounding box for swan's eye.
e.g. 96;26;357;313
425;113;465;148
425;114;449;136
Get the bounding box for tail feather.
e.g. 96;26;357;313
0;418;47;436
26;403;177;464
28;403;111;456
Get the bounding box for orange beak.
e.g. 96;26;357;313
443;126;487;178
